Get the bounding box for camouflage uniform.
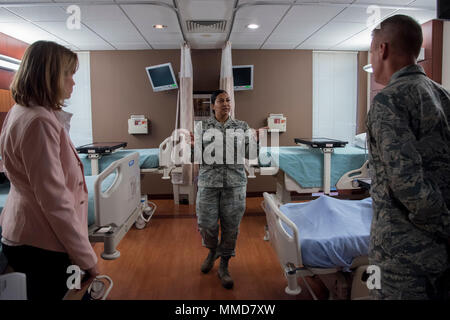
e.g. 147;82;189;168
367;64;450;299
195;116;255;257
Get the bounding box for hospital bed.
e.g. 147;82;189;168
0;152;149;261
262;192;372;300
246;138;369;202
77;136;195;205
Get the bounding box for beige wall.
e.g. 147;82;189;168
90;49;366;195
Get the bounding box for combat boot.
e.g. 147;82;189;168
201;249;219;274
218;256;233;289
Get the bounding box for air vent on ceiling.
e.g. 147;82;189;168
186;20;227;33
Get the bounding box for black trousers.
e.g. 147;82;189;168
2;244;72;300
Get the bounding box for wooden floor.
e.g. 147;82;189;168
93;197;329;300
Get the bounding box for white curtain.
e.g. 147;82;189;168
180;43;193;132
220;41;235;119
178;43;194;185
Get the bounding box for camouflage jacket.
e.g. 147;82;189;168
367;64;450;273
194;116;256;188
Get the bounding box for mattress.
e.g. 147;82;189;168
260;146;367;188
279;196;372;270
79;148;159;175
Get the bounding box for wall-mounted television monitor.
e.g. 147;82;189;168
232;65;253;91
145;62;178;92
438;0;450;20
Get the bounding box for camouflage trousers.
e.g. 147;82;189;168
370;265;450;300
196;186;246;257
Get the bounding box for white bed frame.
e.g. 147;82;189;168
246;159;369;202
262;192;371;300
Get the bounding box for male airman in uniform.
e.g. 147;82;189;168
367;14;450;299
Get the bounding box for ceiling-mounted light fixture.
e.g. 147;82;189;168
363;64;373;73
246;24;259;29
153;24;167;29
0;54;21;71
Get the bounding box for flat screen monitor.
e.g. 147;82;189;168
438;0;450;20
145;62;178;92
233;65;253;91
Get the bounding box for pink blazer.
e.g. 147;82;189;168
0;104;97;270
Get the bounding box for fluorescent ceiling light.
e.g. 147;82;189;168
153;24;167;29
246;24;259;29
0;54;21;71
363;64;373;73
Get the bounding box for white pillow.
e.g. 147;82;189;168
354;133;367;149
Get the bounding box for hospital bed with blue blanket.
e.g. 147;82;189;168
247;138;369;202
0;152;150;263
262;192;372;299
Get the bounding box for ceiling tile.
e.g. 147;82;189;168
0;8;24;22
0;21;72;47
265;5;345;47
5;6;68;22
35;21;114;48
298;22;367;49
121;4;183;46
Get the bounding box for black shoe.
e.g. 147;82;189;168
218;257;234;289
201;250;219;274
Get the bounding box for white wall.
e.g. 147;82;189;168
442;21;450;91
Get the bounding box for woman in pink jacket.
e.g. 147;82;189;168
0;41;99;300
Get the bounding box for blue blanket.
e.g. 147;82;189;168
79;148;159;175
279;196;372;270
260;146;367;188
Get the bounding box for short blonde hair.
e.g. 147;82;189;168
10;40;78;110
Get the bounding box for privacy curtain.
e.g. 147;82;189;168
178;42;194;184
220;41;235;119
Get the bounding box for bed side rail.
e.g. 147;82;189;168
94;152;141;227
262;192;303;268
336;160;369;190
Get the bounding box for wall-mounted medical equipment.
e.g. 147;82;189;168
128;115;148;134
145;62;178;92
193;93;212;121
233;65;253;91
267;114;286;132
